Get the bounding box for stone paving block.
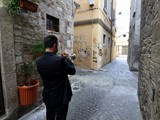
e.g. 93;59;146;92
19;57;142;120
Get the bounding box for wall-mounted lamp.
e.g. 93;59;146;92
118;12;122;15
123;34;126;37
89;0;94;7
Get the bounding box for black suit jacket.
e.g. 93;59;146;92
36;52;76;107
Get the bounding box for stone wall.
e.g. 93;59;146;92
128;0;141;71
0;7;19;120
138;0;160;120
14;0;74;85
0;0;74;119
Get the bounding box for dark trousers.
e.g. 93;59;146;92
46;103;69;120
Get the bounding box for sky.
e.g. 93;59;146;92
115;0;131;37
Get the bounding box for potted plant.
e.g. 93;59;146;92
32;40;45;60
18;61;39;106
17;40;44;106
5;0;38;15
19;0;38;12
5;0;21;15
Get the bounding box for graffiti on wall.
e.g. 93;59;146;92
93;50;97;63
74;36;92;62
98;49;103;56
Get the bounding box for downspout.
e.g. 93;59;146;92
110;0;113;62
91;7;94;70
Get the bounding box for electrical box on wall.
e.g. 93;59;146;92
89;0;94;6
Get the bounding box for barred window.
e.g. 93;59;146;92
46;14;59;32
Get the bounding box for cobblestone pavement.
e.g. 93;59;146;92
19;57;142;120
68;57;142;120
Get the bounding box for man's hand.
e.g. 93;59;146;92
61;52;69;59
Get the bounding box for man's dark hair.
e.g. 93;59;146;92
44;35;58;48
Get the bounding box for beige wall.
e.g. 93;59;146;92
97;25;111;68
74;0;116;70
74;25;93;69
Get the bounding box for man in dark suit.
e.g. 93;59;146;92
36;35;76;120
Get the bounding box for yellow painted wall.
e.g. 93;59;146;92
74;0;116;70
74;8;99;22
97;25;111;69
98;0;112;29
74;0;99;21
74;25;93;69
74;23;112;70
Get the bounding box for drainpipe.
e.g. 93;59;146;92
110;0;113;62
91;6;94;70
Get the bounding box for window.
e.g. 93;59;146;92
103;34;106;46
122;46;128;55
103;0;107;13
108;37;111;46
46;14;59;32
133;12;136;17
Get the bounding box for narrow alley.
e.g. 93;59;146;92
19;57;142;120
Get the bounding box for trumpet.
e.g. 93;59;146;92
69;54;76;60
61;52;76;60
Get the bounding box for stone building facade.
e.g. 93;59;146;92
128;0;141;71
0;0;74;119
138;0;160;120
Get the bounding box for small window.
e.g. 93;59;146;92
133;12;136;17
46;14;59;32
103;0;107;14
103;34;106;46
108;37;111;46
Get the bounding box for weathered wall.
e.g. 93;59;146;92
14;0;74;84
128;0;141;71
74;0;116;70
138;0;160;120
97;24;111;69
0;5;19;120
74;25;92;69
0;0;74;119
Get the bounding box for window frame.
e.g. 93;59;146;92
103;0;107;14
108;37;111;47
102;33;107;47
46;14;59;32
